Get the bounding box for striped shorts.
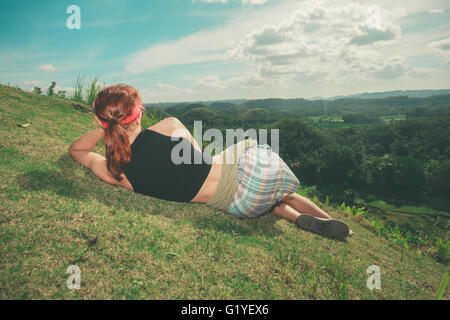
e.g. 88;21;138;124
226;144;300;219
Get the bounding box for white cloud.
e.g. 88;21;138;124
225;71;274;88
428;8;444;14
194;71;274;90
37;64;56;72
193;0;268;4
195;75;227;89
156;83;181;91
22;80;44;87
126;32;225;73
349;23;402;46
141;83;197;102
429;37;450;51
428;37;450;66
224;0;417;86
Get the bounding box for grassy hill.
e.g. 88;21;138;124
0;84;448;299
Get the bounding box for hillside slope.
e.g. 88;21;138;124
0;85;448;299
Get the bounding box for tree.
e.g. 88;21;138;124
47;81;56;96
32;87;42;95
317;143;367;187
56;90;66;99
424;159;450;200
363;124;396;154
390;138;410;156
369;155;425;200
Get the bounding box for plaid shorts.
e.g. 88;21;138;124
226;144;300;218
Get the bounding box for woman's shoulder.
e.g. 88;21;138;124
145;117;188;139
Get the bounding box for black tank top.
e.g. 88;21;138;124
123;129;212;202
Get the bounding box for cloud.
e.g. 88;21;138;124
156;83;181;91
140;83;197;102
126;32;225;73
349;23;402;46
429;37;450;51
428;37;450;66
37;64;56;72
372;57;408;79
292;70;328;83
22;80;44;87
225;0;411;85
194;71;273;90
428;8;444;14
224;71;271;88
195;75;227;89
193;0;268;4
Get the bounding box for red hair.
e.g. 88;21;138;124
93;84;143;181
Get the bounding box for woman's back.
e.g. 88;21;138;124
123;129;213;202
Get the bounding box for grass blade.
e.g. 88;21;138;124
435;272;448;300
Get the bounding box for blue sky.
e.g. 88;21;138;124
1;0;450;102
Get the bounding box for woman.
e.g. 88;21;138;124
69;84;352;241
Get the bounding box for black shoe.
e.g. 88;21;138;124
295;215;350;241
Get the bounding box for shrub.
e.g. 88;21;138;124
85;77;103;106
435;238;449;263
47;81;56;97
72;74;84;103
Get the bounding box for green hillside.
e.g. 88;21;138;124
0;85;448;299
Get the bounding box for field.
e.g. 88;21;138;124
307;115;407;127
359;199;449;242
307;116;344;122
380;114;407;122
0;85;448;299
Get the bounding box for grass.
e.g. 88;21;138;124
85;77;103;106
72;75;84;104
0;84;449;299
361;199;449;244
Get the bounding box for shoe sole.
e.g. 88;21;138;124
296;215;349;241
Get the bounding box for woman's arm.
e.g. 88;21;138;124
68;128;121;185
68;128;105;169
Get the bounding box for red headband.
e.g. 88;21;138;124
95;102;143;129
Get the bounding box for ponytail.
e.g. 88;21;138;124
103;121;132;182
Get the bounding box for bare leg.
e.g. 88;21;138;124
280;193;332;220
271;202;301;222
271;193;352;241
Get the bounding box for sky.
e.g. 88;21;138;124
1;0;449;103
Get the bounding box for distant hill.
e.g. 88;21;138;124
146;99;247;110
144;105;172;119
146;93;450;121
148;89;450;108
327;89;450;100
